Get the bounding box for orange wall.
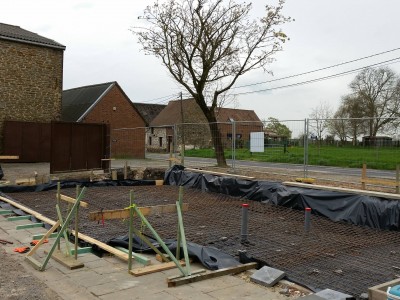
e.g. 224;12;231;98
83;85;146;158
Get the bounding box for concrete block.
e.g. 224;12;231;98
250;266;286;287
299;295;325;300
315;289;353;300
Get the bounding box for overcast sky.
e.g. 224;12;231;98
3;0;400;121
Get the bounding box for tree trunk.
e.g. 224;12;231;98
208;122;227;167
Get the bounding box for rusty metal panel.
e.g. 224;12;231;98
21;123;40;162
50;122;108;173
50;122;71;173
70;124;87;170
3;121;23;158
3;121;51;162
86;124;104;170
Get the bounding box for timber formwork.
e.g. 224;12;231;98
2;185;399;298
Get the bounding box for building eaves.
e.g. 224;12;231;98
0;23;65;50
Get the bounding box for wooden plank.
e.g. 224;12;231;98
130;260;188;276
0;210;14;215
156;253;170;262
7;215;32;221
0;195;129;261
26;220;61;257
185;168;255;180
58;194;89;208
361;178;399;187
15;178;36;186
25;256;43;271
44;249;84;270
0;155;19;159
88;203;189;221
114;246;151;266
167;262;257;287
16;223;44;230
283;181;400;200
32;232;59;240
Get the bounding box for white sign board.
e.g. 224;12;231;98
250;132;264;152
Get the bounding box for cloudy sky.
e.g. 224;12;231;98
3;0;400;121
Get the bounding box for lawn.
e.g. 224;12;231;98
184;145;400;170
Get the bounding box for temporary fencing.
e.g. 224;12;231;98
111;117;400;185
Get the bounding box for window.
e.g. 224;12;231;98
159;137;163;147
148;136;152;145
151;127;154;134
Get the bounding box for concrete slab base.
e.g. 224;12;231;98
250;266;286;287
315;288;353;300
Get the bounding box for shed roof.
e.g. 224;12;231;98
150;99;207;126
151;98;262;126
62;82;116;122
133;103;166;126
0;23;65;50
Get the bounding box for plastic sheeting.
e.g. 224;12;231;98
164;165;400;230
0;179;157;193
107;234;241;270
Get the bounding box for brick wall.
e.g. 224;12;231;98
0;39;63;153
82;85;146;158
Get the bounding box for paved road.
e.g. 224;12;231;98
145;153;397;179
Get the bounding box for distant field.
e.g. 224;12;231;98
185;145;400;170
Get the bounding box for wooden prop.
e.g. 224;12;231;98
88;203;189;221
167;262;258;287
25;188;86;271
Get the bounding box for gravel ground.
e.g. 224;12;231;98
0;240;61;299
3;185;400;298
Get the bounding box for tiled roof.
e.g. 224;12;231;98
150;99;207;126
62;82;115;122
0;23;65;50
150;98;262;126
133;103;167;126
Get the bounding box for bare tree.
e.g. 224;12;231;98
309;101;333;144
330;95;367;145
349;67;400;137
133;0;291;166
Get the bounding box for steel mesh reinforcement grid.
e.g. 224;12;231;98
5;185;400;297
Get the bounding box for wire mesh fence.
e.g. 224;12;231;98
111;117;400;186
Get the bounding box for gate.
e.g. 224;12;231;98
3;121;51;162
50;122;109;173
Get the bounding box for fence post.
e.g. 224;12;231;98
231;121;236;170
361;163;367;190
303;118;309;178
180;123;185;166
173;124;177;155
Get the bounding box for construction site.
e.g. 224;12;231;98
1;163;400;300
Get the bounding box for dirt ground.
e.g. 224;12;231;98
0;239;61;299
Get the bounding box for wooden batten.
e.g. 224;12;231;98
56;194;89;208
88;203;189;221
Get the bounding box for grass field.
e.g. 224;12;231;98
185;145;400;170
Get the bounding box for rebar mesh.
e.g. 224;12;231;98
7;185;400;297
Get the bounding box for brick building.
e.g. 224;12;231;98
0;23;65;153
62;82;146;158
150;98;263;152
